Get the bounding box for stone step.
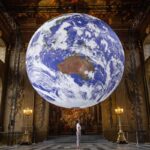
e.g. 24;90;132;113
47;135;107;143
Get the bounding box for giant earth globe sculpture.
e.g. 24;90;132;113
26;13;125;108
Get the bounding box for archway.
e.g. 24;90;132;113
0;31;7;131
143;33;150;106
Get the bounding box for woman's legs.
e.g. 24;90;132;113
76;132;80;149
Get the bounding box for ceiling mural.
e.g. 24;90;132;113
38;0;57;6
2;0;143;7
37;0;112;7
1;0;149;43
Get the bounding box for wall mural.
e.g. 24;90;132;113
49;105;101;135
61;108;92;127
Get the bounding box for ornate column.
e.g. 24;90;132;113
0;8;22;145
138;40;150;138
33;94;49;142
7;30;22;145
0;3;24;146
124;28;148;142
97;105;100;124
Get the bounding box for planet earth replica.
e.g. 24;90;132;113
26;13;124;108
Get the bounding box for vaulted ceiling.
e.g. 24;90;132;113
1;0;150;43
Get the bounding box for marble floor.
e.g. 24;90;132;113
0;136;149;150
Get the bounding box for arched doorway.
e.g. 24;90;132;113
0;31;7;131
49;104;102;135
143;34;150;106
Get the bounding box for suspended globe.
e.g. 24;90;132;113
26;13;125;108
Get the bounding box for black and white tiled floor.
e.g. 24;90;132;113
0;136;150;150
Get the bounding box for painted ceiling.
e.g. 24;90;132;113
1;0;149;43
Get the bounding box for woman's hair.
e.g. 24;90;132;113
76;120;80;124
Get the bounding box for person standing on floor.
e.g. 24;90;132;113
76;120;81;149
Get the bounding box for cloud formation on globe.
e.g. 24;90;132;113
26;13;124;108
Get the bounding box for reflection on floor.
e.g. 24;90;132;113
0;135;150;150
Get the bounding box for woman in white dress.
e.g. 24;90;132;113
76;120;81;149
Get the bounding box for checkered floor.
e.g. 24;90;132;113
0;136;149;150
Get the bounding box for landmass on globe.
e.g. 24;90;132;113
58;55;94;80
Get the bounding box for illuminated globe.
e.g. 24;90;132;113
26;13;124;108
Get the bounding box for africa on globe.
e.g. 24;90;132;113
26;13;125;108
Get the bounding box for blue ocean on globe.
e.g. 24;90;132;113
26;13;125;108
